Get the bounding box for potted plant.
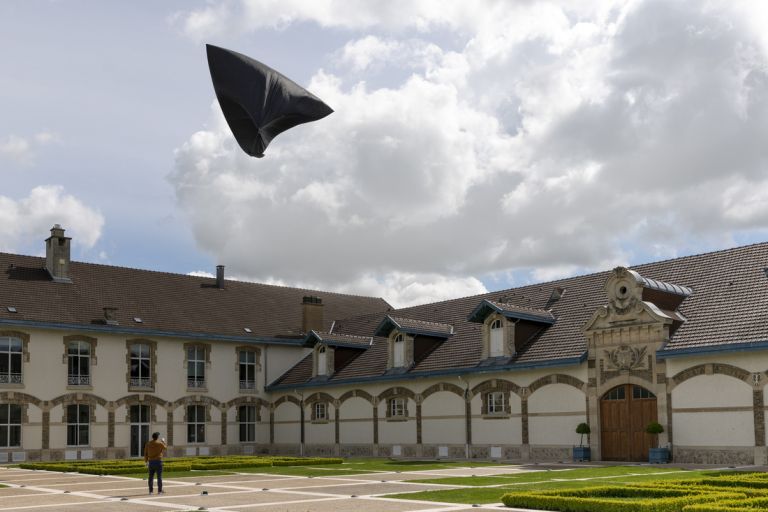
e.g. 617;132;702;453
573;422;591;461
646;421;670;463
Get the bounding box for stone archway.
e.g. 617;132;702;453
600;384;657;461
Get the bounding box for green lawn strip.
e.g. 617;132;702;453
122;470;237;479
385;470;729;505
235;459;502;477
409;465;686;486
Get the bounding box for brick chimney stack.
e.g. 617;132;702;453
45;224;72;283
302;296;324;333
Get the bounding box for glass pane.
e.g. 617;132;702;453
195;362;205;378
140;360;150;378
10;354;21;374
141;405;149;423
0;355;8;374
239;351;246;363
79;405;89;423
248;424;255;442
67;405;77;423
9;405;21;424
0;404;7;424
239;423;246;442
0;338;8;351
196;424;205;443
130;344;141;357
246;351;255;363
130;361;139;378
247;365;255;381
68;342;79;355
130;405;139;423
67;425;77;445
239;364;247;381
0;425;8;447
79;425;89;445
187;424;195;443
9;425;20;447
10;339;22;352
80;358;89;376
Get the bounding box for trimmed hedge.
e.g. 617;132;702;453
683;497;768;511
501;486;746;512
19;455;342;475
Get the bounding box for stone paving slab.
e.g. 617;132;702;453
233;497;441;512
0;487;52;497
150;488;319;507
288;481;451;496
0;493;102;509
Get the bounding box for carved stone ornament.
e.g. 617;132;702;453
606;267;643;315
604;345;647;371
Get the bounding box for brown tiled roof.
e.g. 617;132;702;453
375;316;454;337
0;253;391;341
271;242;768;389
469;300;555;324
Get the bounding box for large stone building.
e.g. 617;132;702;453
1;226;767;465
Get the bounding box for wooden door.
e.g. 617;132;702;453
600;384;657;461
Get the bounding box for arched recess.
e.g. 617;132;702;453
669;363;752;391
50;392;108;408
272;395;302;445
305;392;335;407
670;364;757;449
528;374;586;394
470;378;522;398
338;389;374;405
421;383;466;445
49;392;109;449
0;392;43;441
338;390;374;445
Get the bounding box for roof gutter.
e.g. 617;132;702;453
658;339;768;359
267;352;587;391
0;318;305;346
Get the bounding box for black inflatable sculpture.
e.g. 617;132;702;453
206;44;334;158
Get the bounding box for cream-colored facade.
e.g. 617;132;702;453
2;230;768;465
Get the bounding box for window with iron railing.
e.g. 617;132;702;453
239;350;257;390
67;340;91;386
129;343;151;389
187;345;206;389
0;337;22;385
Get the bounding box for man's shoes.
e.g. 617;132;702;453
148;491;153;495
158;491;165;494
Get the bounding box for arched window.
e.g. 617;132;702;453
317;346;327;376
393;334;405;367
489;319;504;357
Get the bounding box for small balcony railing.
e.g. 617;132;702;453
129;377;151;388
239;380;256;390
0;373;22;384
187;378;206;389
68;375;91;386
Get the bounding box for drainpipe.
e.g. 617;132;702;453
295;389;305;457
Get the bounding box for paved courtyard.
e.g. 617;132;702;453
0;464;540;512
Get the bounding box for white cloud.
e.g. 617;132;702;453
0;186;104;252
0;132;61;165
172;1;768;306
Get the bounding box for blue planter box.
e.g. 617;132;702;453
572;446;591;462
649;448;670;463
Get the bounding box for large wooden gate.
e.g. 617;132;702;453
600;384;657;461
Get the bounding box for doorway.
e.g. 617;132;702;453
600;384;658;461
129;404;150;458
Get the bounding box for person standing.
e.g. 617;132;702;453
143;432;167;495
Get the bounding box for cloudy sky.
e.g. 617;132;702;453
2;1;767;307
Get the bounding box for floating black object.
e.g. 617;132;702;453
206;44;334;158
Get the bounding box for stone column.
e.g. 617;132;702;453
269;405;275;446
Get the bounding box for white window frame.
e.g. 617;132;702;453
317;346;327;376
0;403;21;447
393;334;405;367
489;319;504;357
187;405;206;444
129;343;151;388
67;340;91;386
314;402;327;421
0;337;23;384
66;404;90;446
239;350;257;390
238;405;256;443
187;345;206;389
389;397;406;418
487;391;506;415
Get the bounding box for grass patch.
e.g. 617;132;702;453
387;468;735;505
235;458;501;477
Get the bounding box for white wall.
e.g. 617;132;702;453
421;391;465;444
339;397;373;444
528;384;586;446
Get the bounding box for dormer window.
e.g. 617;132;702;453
317;346;328;376
393;334;405;367
489;319;504;357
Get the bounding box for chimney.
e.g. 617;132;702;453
103;307;119;326
45;224;72;283
302;296;324;333
216;265;225;288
